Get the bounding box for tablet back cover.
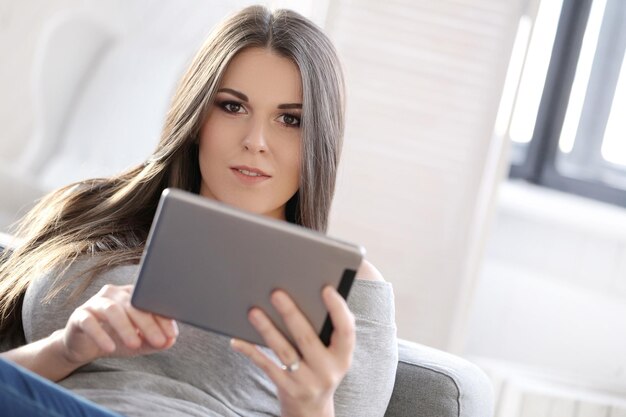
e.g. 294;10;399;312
131;188;364;347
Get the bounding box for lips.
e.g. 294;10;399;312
231;165;271;177
230;165;272;186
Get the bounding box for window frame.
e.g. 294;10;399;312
510;0;626;208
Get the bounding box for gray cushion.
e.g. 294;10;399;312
386;339;494;417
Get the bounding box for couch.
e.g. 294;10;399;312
0;237;493;417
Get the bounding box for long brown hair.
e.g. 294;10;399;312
0;5;345;344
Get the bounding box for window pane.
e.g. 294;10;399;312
509;0;563;144
602;51;626;166
558;0;607;154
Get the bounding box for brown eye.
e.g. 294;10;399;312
280;114;301;127
220;101;244;113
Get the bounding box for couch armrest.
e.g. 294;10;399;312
385;339;494;417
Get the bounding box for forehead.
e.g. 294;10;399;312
219;48;302;102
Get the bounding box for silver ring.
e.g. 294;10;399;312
281;359;300;372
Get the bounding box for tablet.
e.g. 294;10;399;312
131;188;365;347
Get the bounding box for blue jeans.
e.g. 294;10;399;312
0;358;123;417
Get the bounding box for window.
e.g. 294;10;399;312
495;0;626;207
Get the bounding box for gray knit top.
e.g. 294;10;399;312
22;257;398;417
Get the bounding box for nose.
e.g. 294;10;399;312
242;119;268;154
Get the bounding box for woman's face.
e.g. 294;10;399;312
198;48;302;220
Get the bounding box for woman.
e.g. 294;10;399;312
0;5;398;417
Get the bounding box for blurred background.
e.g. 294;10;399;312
1;0;625;415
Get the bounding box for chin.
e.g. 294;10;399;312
223;196;285;220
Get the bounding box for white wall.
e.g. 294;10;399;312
0;0;84;161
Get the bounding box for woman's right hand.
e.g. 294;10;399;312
59;284;178;366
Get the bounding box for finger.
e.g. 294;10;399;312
247;307;302;369
72;309;116;353
120;284;178;342
270;290;326;364
230;338;292;386
154;316;179;340
322;286;355;366
123;305;169;348
86;298;142;349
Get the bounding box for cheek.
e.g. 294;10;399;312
197;140;213;178
199;116;216;149
198;118;226;164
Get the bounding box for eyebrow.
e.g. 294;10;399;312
218;88;302;110
218;88;248;102
277;103;302;110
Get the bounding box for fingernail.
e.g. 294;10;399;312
230;338;242;351
249;309;261;324
271;291;287;307
172;321;179;337
323;286;335;299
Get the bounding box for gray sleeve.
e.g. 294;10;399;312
334;279;399;417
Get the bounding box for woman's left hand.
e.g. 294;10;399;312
230;286;355;417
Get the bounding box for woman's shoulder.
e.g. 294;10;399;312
356;259;385;282
349;260;395;326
